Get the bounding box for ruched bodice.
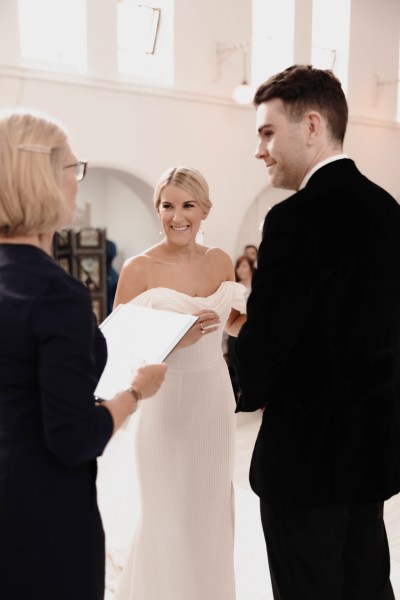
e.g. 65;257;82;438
129;281;246;371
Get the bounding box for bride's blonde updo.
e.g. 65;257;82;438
153;166;212;215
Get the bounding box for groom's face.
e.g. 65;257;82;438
254;98;309;192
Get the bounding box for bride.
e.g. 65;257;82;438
97;166;246;600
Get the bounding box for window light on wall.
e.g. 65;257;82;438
311;0;350;93
398;40;400;123
117;0;166;81
251;0;295;87
18;0;87;72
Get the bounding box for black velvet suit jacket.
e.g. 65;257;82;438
236;159;400;507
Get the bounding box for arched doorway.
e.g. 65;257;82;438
78;166;159;272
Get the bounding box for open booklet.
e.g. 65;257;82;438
94;303;198;400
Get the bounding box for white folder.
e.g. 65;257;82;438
95;303;198;400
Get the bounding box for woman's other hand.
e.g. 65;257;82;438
175;309;220;349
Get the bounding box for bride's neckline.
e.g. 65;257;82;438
136;281;235;301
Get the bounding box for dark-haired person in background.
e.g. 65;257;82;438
236;65;400;600
244;243;258;268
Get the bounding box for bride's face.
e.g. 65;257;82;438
158;184;206;244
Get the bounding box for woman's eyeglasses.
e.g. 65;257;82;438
63;161;88;182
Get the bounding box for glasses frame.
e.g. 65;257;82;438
63;161;88;182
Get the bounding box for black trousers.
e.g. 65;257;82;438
260;499;395;600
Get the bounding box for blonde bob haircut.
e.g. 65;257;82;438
153;166;212;214
0;108;70;236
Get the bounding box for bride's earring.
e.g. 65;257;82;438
158;213;163;236
196;221;205;244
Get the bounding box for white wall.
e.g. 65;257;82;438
0;0;399;266
0;71;265;258
347;0;400;122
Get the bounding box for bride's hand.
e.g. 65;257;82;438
175;309;220;349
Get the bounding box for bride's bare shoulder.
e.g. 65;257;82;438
204;246;232;267
123;252;152;269
202;246;235;281
115;249;159;305
204;246;229;259
122;243;163;270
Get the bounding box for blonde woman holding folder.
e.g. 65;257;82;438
100;166;246;600
0;108;167;600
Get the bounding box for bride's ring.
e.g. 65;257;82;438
200;323;205;334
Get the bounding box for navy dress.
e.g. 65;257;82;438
0;244;114;599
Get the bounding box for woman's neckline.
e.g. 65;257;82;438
135;281;238;300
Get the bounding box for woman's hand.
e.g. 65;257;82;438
175;309;220;349
130;363;168;399
104;362;168;435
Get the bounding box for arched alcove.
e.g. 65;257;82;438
234;185;290;258
78;166;159;272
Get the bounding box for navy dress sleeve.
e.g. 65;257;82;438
32;274;113;465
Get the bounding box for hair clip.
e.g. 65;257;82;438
18;144;52;154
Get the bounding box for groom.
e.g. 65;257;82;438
235;65;400;600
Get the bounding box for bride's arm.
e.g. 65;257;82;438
216;248;247;337
225;309;246;337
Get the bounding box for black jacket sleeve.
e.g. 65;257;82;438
235;197;320;411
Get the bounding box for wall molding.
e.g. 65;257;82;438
2;65;400;128
0;64;252;110
349;114;400;130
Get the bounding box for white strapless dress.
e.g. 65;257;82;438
97;281;246;600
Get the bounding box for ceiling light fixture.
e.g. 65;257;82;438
216;42;254;105
232;47;253;105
